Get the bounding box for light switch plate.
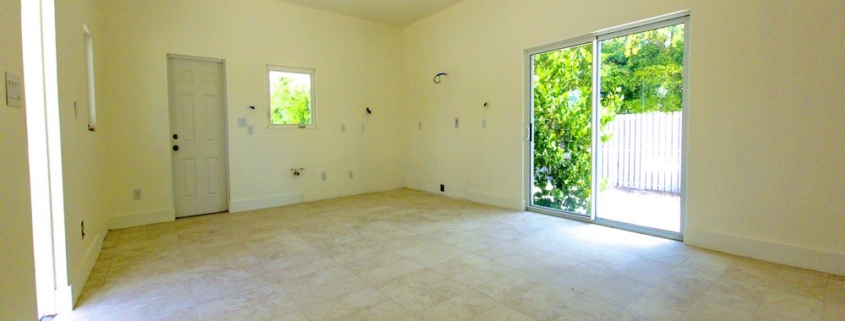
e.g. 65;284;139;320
238;117;247;128
6;72;22;108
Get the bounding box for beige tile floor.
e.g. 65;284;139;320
55;189;844;321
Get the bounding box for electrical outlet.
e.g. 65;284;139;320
348;170;353;179
419;122;422;130
247;125;254;135
482;119;487;129
341;124;346;133
133;188;142;200
440;184;445;192
81;221;85;239
361;124;366;132
321;171;327;181
455;118;459;128
238;117;247;128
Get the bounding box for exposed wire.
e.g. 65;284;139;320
433;72;447;84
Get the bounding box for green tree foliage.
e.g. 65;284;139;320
270;75;311;125
601;25;685;114
532;24;684;213
532;44;597;213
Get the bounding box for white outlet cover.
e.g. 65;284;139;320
361;124;366;132
482;119;487;129
341;124;346;133
455;118;459;128
247;125;254;135
238;117;247;128
5;72;22;108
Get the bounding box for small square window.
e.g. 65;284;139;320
268;66;315;126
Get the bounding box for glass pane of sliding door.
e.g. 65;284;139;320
596;23;685;233
530;42;594;216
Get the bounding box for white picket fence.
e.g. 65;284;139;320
599;111;682;195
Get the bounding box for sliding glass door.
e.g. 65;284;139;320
596;23;685;234
529;16;687;239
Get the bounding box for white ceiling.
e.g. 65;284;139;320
276;0;468;26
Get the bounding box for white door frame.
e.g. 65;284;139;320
166;54;231;218
22;0;71;316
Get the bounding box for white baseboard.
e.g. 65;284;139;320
229;193;303;213
684;227;845;276
54;232;105;313
108;209;175;230
466;189;524;210
71;232;104;307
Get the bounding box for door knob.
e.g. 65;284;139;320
173;145;179;151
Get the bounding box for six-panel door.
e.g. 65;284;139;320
169;57;228;217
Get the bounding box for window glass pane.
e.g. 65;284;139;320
600;24;684;115
269;70;312;125
597;23;685;232
531;43;594;215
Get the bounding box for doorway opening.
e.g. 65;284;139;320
527;14;688;239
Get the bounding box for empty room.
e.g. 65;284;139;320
1;0;843;320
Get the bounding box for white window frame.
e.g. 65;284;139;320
267;65;316;128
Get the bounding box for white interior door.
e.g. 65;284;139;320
168;57;228;217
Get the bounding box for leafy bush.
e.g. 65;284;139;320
270;75;311;125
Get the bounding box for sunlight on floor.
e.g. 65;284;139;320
598;188;681;233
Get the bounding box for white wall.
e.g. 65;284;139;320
682;0;845;274
54;0;110;305
98;0;405;226
0;0;38;319
403;0;845;274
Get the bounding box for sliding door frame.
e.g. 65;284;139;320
526;35;597;223
525;11;690;240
